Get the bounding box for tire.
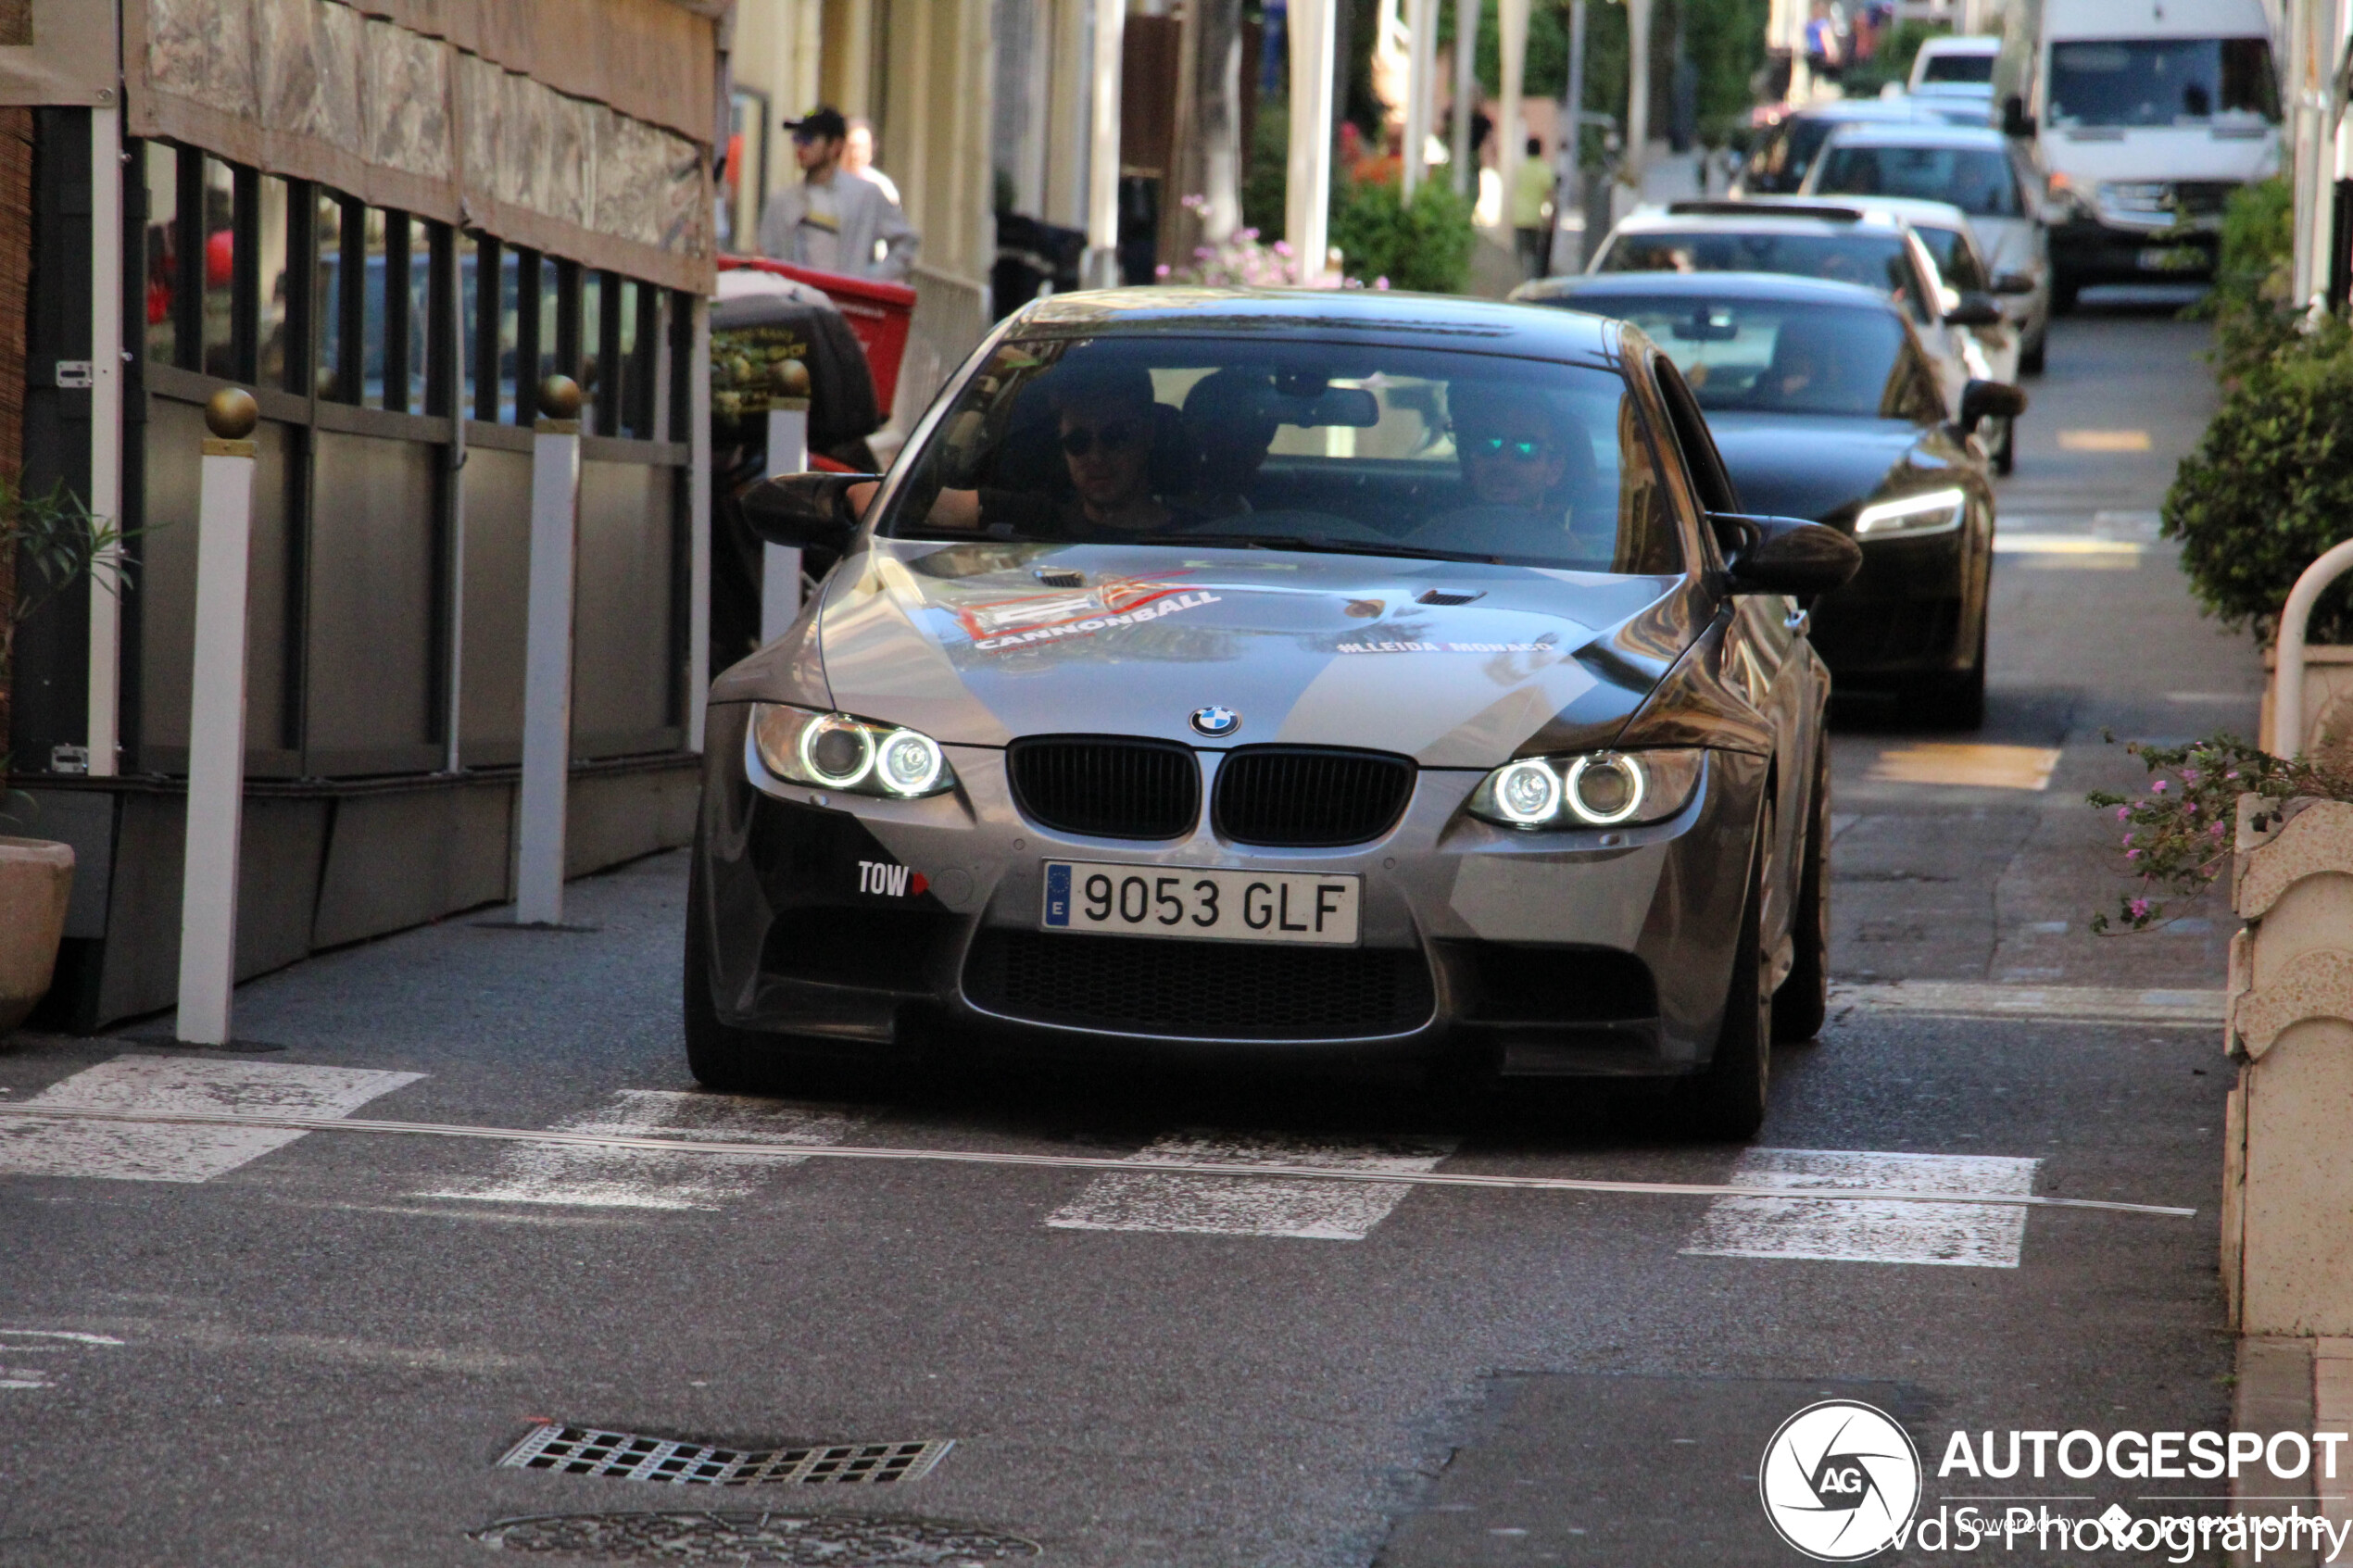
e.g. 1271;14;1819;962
683;855;773;1093
1772;746;1831;1045
2018;333;2045;376
2051;276;2080;316
1684;800;1775;1140
1993;418;2016;476
1915;610;1989;731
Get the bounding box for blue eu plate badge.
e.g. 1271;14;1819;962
1044;863;1073;927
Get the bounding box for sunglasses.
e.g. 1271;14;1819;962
1060;420;1141;458
1466;434;1553;460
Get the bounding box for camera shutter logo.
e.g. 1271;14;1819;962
1758;1399;1922;1562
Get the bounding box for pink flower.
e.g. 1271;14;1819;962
2116;806;2131;822
1374;277;1390;290
2126;848;2141;860
2210;822;2227;837
1155;263;1172;278
2151;780;2168;794
2122;833;2134;846
2129;898;2151;920
2182;768;2200;784
2227;770;2241;779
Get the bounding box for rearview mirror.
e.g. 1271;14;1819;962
1276;386;1380;428
1944;292;2004;328
1993;270;2037;295
1958;379;2028;433
738;470;879;552
1709;513;1862;598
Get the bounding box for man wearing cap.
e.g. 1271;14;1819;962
757;107;919;281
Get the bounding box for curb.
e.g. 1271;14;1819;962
2235;1336;2319;1568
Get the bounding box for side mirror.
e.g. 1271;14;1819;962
1958;379;2028;433
1944;291;2004;328
1993;270;2037;295
738;470;879;552
1709;512;1862;598
2002;95;2036;139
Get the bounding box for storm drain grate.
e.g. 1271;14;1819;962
498;1424;952;1486
472;1512;1039;1564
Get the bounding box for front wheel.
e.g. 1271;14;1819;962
1683;806;1774;1139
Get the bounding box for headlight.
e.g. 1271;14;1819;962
1854;487;1967;540
1467;749;1705;831
749;703;956;798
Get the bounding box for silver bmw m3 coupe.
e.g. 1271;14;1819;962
689;289;1859;1135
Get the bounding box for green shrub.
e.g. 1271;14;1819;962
2164;317;2353;646
2196;175;2297;379
1242;103;1289;245
1327;176;1476;293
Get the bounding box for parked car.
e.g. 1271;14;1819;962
694;287;1862;1136
1909;33;2001;111
1796;120;2052;371
1584;201;1998;425
1513;271;2020;728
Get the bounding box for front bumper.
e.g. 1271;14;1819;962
2051;216;2218;286
1806;528;1981;681
692;704;1766;1079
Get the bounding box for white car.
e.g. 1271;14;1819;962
1910;35;2001;97
1796;120;2052;373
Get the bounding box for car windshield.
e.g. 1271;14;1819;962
1905;224;1989;290
1919;52;1995;84
1813;144;2021;217
1554;297;1911;418
877;336;1685;575
2048;38;2281;128
1597;228;1921;316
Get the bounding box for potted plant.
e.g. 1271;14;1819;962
1;480;120;1038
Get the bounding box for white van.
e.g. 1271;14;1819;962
1994;0;2282;309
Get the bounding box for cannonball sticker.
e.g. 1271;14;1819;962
1760;1400;1922;1562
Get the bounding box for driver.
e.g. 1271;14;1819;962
1412;385;1613;560
918;361;1178;536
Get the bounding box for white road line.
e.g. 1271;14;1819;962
1046;1132;1458;1240
0;1327;126;1392
410;1090;862;1210
1833;981;2225;1027
0;1104;2195;1215
0;1056;421;1184
1681;1148;2040;1268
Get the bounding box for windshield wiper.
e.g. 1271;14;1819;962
1139;530;1496;564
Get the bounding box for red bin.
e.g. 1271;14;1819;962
718;256;917;414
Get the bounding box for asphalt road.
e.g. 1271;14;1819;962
0;300;2263;1568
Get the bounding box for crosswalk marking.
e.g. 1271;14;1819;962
1680;1148;2040;1268
1046;1132;1457;1240
410;1090;862;1210
0;1056;421;1184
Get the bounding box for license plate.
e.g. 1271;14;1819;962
2137;245;2199;271
1041;861;1361;946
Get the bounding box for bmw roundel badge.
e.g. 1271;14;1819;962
1189;705;1240;738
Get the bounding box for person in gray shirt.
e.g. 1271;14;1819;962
758;106;919;281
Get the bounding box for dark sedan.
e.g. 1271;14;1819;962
1512;271;2021;726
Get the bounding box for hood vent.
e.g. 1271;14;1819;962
1416;588;1485;606
1214;746;1415;847
1032;568;1086;588
1008;736;1201;840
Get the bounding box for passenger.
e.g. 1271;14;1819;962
1179;370;1281;517
1413;386;1612;560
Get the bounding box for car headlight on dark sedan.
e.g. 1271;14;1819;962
1853;487;1967;540
749;703;956;798
1467;748;1705;830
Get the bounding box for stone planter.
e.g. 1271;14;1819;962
0;837;76;1038
2223;797;2353;1334
2261;643;2353;756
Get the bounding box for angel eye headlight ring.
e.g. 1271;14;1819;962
1491;759;1562;825
1564;753;1647;826
876;728;945;797
798;712;876;786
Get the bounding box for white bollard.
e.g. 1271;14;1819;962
761;395;809;646
515;375;583;927
175;389;260;1045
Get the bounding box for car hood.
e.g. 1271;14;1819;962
716;540;1701;766
2042;126;2279;185
1706;413;1930;523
